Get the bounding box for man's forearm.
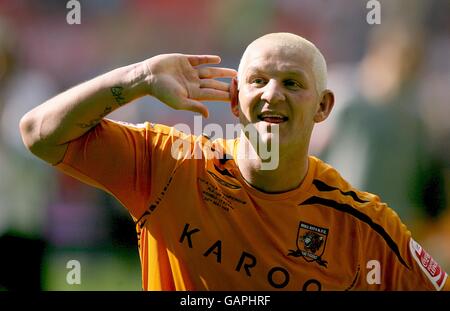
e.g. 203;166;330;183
20;53;235;164
20;61;149;148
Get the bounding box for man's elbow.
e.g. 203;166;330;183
19;111;68;165
19;111;41;153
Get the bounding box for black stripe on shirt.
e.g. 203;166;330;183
313;179;369;203
299;196;409;269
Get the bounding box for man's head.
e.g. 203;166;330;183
231;32;334;152
238;33;327;95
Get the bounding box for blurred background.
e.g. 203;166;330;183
0;0;449;290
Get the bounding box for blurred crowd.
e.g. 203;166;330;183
0;0;449;290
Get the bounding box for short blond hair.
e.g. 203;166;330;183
238;33;327;94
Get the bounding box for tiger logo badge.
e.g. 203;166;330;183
288;221;329;267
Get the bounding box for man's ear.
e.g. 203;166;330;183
230;77;239;117
314;90;334;123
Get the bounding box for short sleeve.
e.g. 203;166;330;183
355;202;448;290
55;119;152;219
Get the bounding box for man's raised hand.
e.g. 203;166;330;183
144;54;237;118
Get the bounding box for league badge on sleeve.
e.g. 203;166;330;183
409;238;448;290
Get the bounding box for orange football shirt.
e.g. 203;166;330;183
56;119;449;291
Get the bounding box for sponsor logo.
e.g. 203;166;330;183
178;223;323;290
409;238;448;290
288;222;329;267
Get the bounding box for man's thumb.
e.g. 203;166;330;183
184;99;209;118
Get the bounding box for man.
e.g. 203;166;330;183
20;33;449;290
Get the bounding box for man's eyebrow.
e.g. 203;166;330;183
245;66;309;79
285;69;308;79
281;66;310;80
245;67;265;74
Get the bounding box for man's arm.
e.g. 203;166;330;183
19;54;236;164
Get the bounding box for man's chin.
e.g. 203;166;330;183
256;132;282;147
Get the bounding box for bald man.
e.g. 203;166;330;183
20;33;448;291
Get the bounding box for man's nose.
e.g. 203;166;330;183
260;79;285;104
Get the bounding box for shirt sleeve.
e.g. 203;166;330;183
355;201;448;290
55;119;153;219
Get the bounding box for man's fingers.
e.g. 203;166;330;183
199;79;230;91
182;99;209;118
187;55;221;67
198;67;237;79
195;89;231;102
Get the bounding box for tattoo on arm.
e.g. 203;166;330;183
75;86;125;129
76;106;112;129
111;86;126;106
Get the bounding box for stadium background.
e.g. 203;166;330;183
0;0;449;290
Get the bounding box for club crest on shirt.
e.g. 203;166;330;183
288;221;329;267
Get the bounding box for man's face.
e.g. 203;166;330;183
237;44;321;150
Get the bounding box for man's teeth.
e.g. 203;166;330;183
262;117;283;120
259;115;287;123
259;114;287;121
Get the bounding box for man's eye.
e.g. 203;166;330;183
251;78;266;85
284;80;301;89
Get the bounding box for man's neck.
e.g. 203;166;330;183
235;137;309;194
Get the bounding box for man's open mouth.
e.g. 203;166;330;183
257;112;288;124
